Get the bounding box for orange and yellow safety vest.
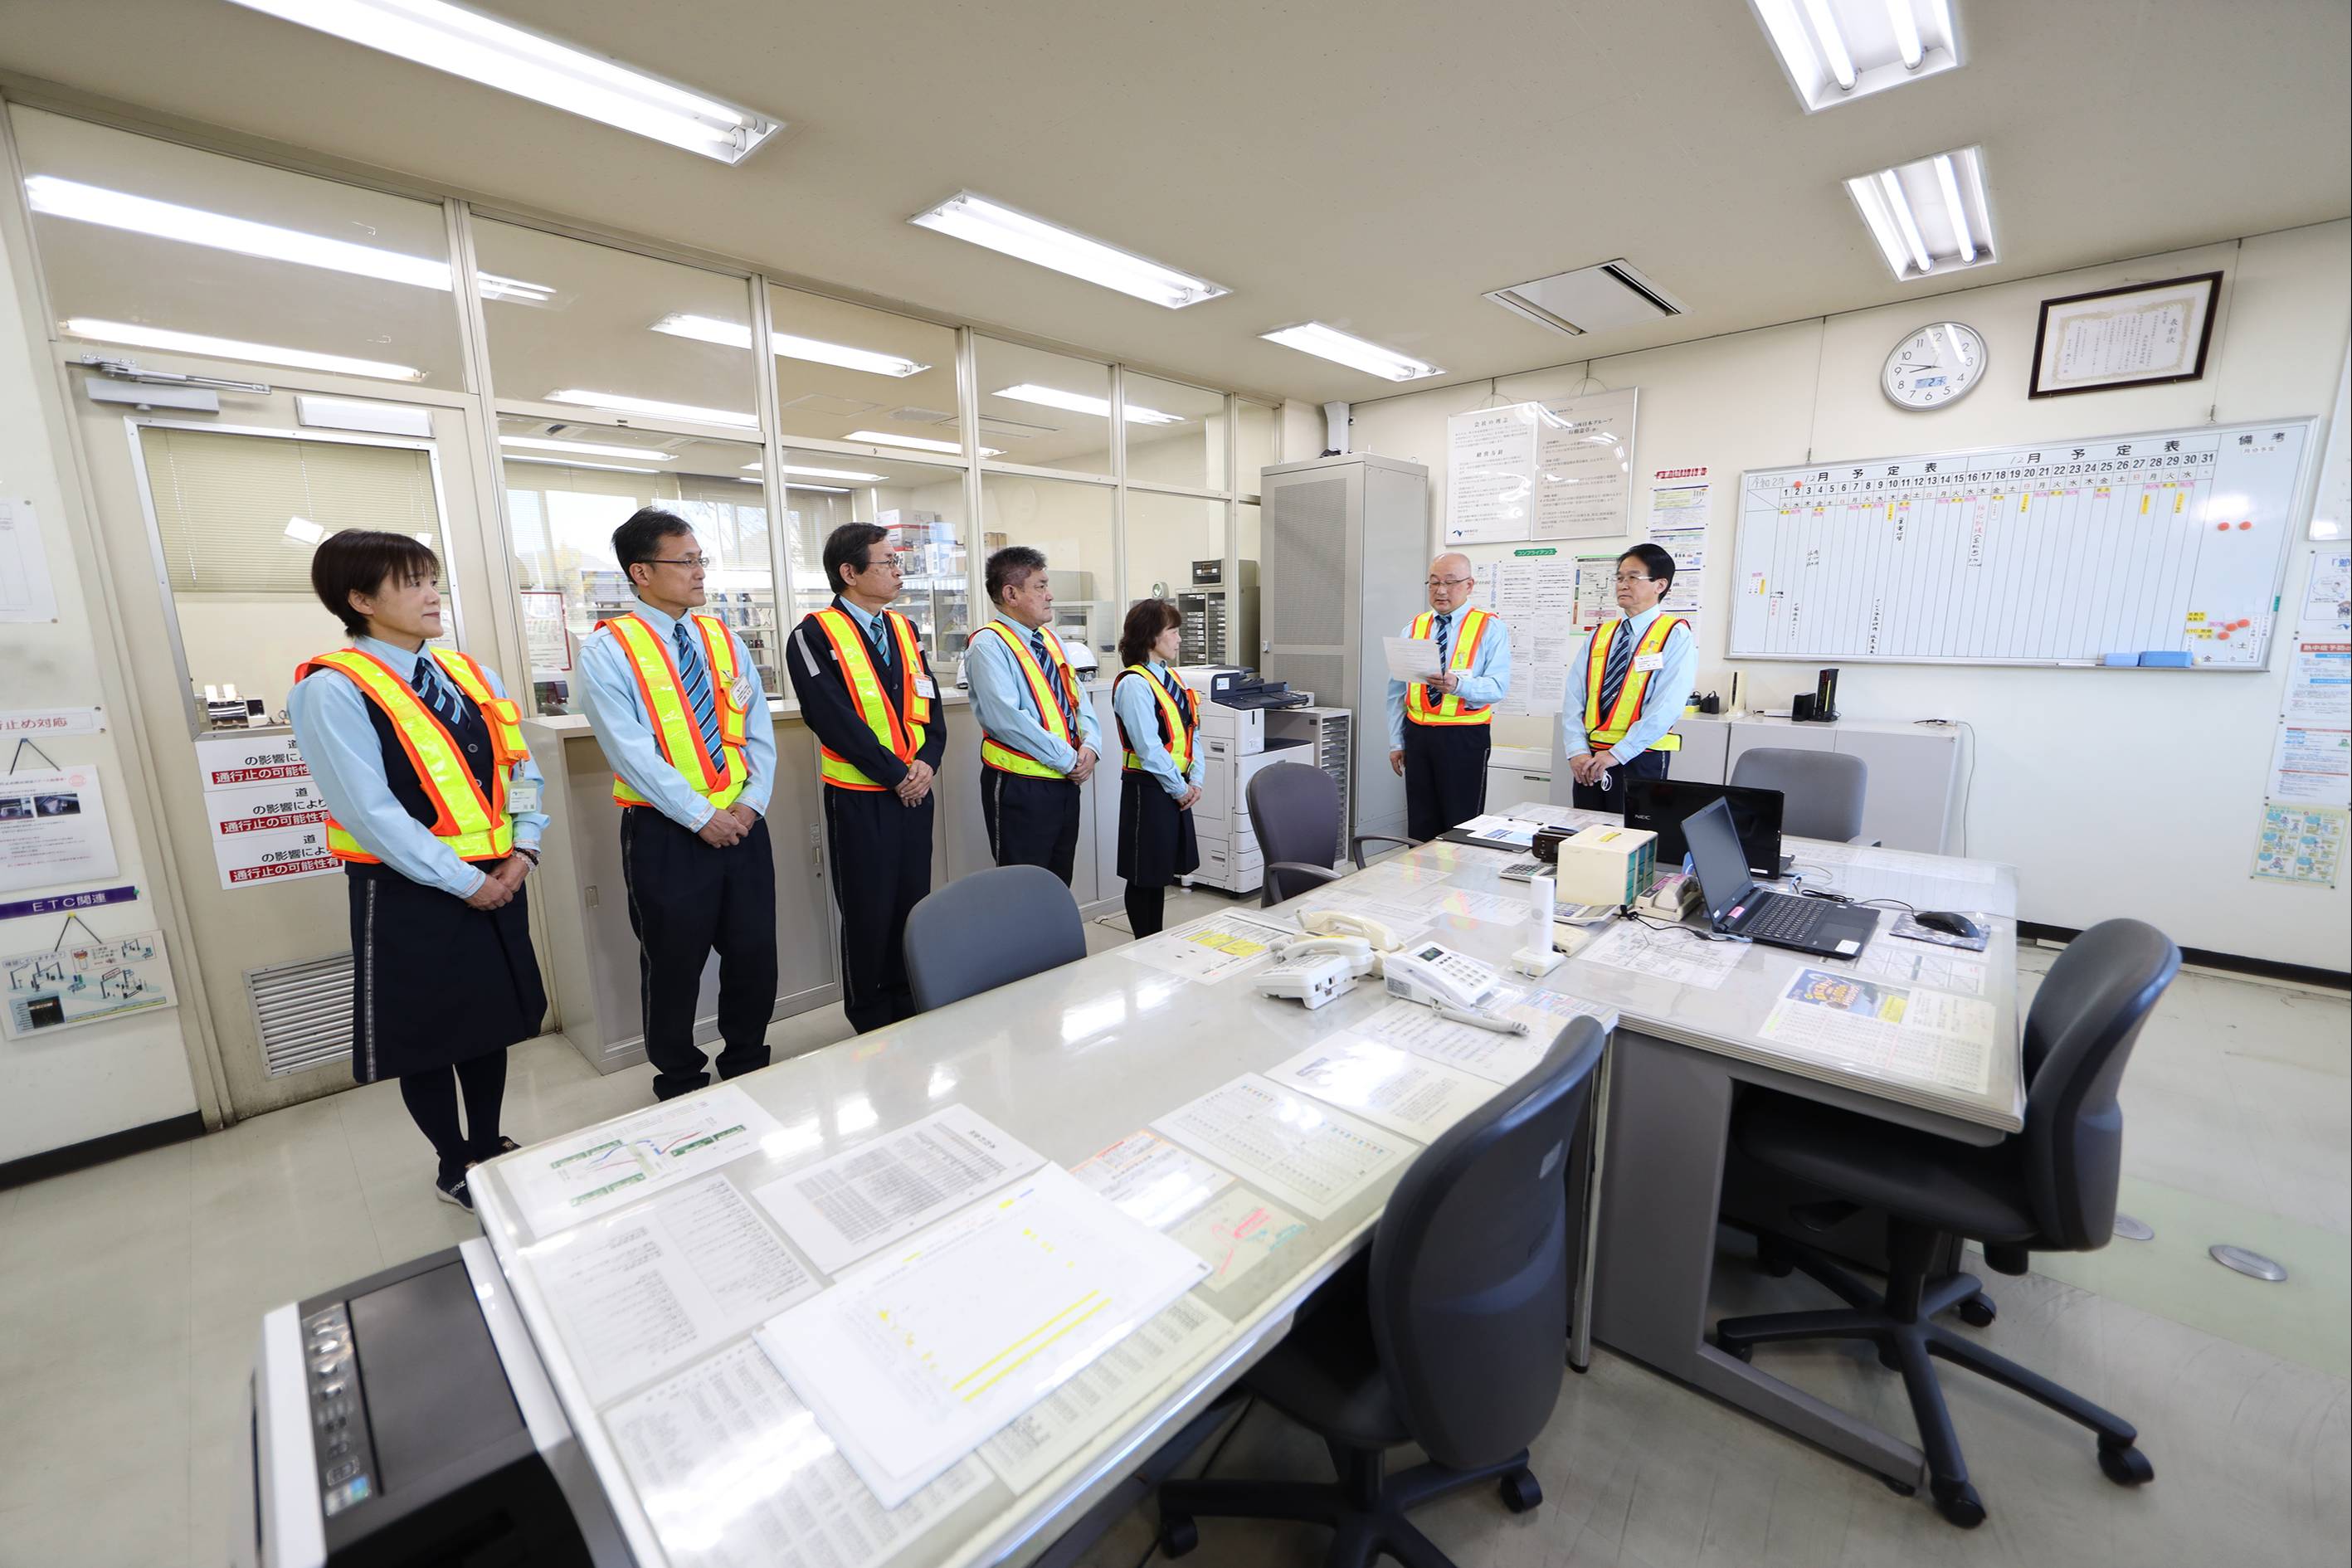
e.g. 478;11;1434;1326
1581;616;1687;753
1115;665;1200;775
807;606;932;791
971;621;1083;777
295;645;527;864
1405;608;1497;726
597;612;751;809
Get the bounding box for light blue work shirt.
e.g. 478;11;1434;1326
1113;661;1206;800
577;598;777;831
1562;606;1698;764
287;635;547;901
965;614;1103;776
1385;607;1513;750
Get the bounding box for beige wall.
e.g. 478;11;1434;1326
1346;222;2352;970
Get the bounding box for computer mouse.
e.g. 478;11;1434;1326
1915;910;1982;940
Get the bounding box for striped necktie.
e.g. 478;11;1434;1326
411;656;462;728
1598;621;1634;716
1433;611;1453;669
869;613;891;670
673;621;724;759
1031;630;1077;728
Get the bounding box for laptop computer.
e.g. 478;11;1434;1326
1624;778;1786;879
1683;796;1880;958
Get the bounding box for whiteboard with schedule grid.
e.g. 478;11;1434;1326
1727;419;2316;669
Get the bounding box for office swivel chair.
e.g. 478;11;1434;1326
902;864;1088;1011
1731;747;1872;843
1157;1018;1605;1568
1247;762;1415;908
1713;918;2179;1528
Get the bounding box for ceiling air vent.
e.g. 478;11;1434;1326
1484;260;1687;338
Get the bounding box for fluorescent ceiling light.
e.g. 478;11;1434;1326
27;175;449;288
477;273;557;304
846;430;1003;458
504;454;660;475
62;317;422;379
909;192;1228;309
1259;323;1444;382
501;436;674;461
651;314;931;377
1843;146;1997;280
222;0;781;163
783;484;849;494
1747;0;1963;111
743;462;889;481
992;383;1183;425
545;389;757;429
282;516;325;547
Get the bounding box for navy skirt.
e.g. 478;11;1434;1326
345;863;547;1083
1118;772;1200;889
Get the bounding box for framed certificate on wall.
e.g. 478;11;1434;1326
2028;271;2222;398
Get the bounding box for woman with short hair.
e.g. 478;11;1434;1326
1111;599;1204;937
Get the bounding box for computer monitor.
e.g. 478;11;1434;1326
1681;796;1759;926
1623;778;1784;876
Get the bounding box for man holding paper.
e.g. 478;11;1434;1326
1564;543;1696;811
1386;552;1510;841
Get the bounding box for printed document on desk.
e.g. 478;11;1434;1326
1350;988;1614;1085
1069;1128;1234;1229
1173;1187;1311;1293
1121;912;1293;985
526;1173;817;1407
1757;968;1994;1095
1577;921;1749;989
505;1088;786;1237
1152;1073;1414;1220
1267;1034;1498;1141
753;1104;1045;1276
606;1339;987;1568
757;1165;1209;1507
978;1293;1234;1493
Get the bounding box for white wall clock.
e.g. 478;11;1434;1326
1883;321;1986;410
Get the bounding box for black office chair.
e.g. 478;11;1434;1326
1157;1018;1605;1568
1731;747;1872;843
902;864;1088;1011
1248;762;1415;908
1713;918;2179;1528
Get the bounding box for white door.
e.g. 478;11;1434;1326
69;364;513;1116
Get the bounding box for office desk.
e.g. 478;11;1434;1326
469;806;2018;1562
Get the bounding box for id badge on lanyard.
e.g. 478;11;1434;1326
506;767;542;816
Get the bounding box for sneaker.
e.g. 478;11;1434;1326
435;1171;474;1212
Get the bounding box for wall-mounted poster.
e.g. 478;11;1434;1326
2029;272;2221;398
0;767;117;896
2;927;174;1038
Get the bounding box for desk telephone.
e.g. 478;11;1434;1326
1255;915;1527;1034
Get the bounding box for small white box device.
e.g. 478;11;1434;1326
1254;952;1359;1010
1551;825;1659;908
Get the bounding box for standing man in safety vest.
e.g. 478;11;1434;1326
579;507;780;1100
1386;551;1512;842
967;545;1104;884
788;522;946;1034
1565;543;1697;811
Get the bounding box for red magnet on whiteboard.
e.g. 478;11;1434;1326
2218;631;2231;640
2215;522;2230;531
2238;520;2253;530
2236;619;2251;629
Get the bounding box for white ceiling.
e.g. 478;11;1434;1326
1;0;2344;406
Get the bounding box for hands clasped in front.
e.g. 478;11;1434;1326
695;803;762;848
462;852;533;910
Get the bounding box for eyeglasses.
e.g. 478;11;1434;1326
1614;572;1657;584
858;554;905;572
1424;575;1473;589
646;554;713;569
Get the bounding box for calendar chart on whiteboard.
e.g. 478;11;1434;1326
1729;420;2315;668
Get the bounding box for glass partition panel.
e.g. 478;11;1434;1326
474;219;758;431
136;426;449;729
1124;492;1230;663
498;418;772;713
975;338;1112;476
765;285;962;454
1122;374;1228;493
1236;401;1276;498
773;450;968;662
980;474;1116;666
13;106;464;386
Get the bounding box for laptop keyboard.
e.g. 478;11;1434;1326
1741;893;1830;942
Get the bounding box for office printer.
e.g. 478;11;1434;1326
1178;665;1312;710
237;1239;626;1567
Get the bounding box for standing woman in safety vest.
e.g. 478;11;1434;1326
288;530;548;1213
1564;543;1696;811
1385;551;1512;842
788;522;946;1033
966;545;1105;886
578;508;781;1101
1111;599;1204;937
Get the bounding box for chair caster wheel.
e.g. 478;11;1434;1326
1931;1478;1986;1529
1158;1516;1199;1557
2098;1440;2155;1487
1758;1249;1794;1278
1957;1293;1997;1328
1714;1332;1752;1363
1498;1468;1543;1513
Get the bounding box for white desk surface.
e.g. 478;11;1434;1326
470;807;2022;1568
